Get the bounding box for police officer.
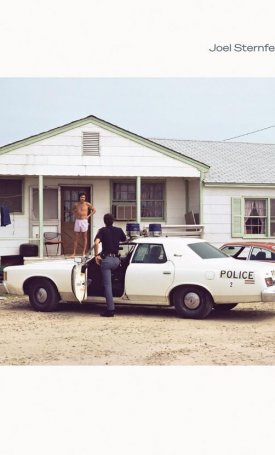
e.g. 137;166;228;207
94;213;126;317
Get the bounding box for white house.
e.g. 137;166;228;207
154;139;275;245
0;115;274;258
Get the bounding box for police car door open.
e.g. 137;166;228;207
71;262;87;302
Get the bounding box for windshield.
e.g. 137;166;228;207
188;242;229;259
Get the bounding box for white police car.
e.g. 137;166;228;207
3;237;275;319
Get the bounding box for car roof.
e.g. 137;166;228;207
221;241;275;250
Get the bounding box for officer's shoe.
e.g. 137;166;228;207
100;310;115;317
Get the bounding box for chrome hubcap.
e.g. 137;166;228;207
184;292;200;310
36;288;48;304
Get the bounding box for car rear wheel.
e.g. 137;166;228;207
173;286;213;319
214;303;238;311
28;278;60;312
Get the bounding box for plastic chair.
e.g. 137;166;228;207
44;232;64;256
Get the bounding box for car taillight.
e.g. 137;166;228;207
265;277;273;287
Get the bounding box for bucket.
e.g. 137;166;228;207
19;243;38;257
149;223;162;236
126;223;140;238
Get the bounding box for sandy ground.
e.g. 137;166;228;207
1;287;275;365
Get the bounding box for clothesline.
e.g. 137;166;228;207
0;194;22;198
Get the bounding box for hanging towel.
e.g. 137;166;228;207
1;207;11;226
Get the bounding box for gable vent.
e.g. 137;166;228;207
82;131;100;155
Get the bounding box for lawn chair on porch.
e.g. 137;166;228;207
44;232;64;256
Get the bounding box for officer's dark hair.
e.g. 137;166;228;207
104;213;114;227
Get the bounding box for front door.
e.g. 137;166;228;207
61;187;91;255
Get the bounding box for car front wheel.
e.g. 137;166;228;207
28;278;60;312
173;286;213;319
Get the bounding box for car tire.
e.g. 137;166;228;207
173;286;213;319
214;303;238;311
28;278;60;312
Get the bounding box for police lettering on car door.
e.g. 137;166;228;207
220;270;254;280
220;270;255;285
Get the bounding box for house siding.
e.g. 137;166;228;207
203;186;275;246
4;116;274;256
0;123;200;178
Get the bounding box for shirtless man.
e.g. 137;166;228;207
72;192;96;256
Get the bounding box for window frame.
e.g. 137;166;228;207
244;198;267;236
31;186;59;221
141;181;165;220
232;196;275;238
111;180;166;221
131;243;167;264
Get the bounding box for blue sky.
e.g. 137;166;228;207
1;77;275;146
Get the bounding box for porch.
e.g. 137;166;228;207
0;223;204;270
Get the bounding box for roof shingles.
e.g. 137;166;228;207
151;139;275;184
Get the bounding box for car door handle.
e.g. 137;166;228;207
163;271;172;274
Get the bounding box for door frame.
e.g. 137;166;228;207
60;185;93;255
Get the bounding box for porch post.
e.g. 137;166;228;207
38;175;44;257
136;176;141;223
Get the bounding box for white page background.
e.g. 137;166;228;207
1;0;275;76
0;1;275;454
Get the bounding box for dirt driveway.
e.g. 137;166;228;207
1;291;275;365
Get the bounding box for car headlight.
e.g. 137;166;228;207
265;277;273;287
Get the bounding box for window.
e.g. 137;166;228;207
132;243;167;264
221;245;251;259
250;247;275;261
141;183;164;218
220;245;275;260
188;242;227;259
270;199;275;236
244;199;266;235
113;182;136;202
232;197;275;238
0;178;23;212
112;181;165;220
32;188;58;220
82;131;100;155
